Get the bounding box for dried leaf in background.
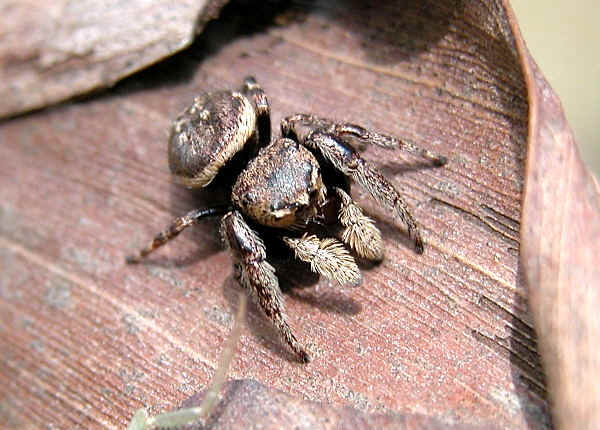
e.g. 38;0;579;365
516;29;600;430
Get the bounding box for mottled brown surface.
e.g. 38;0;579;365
4;0;595;428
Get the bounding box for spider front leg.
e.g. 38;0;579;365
281;113;447;165
220;210;310;363
126;205;232;263
302;131;428;253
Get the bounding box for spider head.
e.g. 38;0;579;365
232;138;326;228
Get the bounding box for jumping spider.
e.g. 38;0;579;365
127;77;446;363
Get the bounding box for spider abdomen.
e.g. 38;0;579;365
168;91;257;188
232;138;326;229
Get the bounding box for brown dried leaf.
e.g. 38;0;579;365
0;0;229;119
4;0;597;429
513;13;600;430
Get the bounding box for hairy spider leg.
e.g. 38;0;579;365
242;76;271;149
281;113;447;165
301;130;427;254
220;210;310;363
126;205;232;263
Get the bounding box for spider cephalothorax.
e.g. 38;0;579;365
127;77;446;363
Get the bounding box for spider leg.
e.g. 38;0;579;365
281;113;332;143
126;205;231;263
302;131;426;253
221;210;309;363
281;113;332;134
281;113;447;165
283;234;361;286
241;76;271;148
332;123;447;165
334;187;384;261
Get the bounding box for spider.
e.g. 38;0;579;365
126;77;446;363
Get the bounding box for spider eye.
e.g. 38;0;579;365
242;192;256;205
269;201;302;212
